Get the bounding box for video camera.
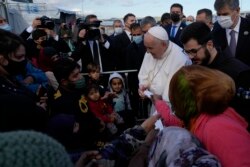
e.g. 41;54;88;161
37;16;55;30
77;18;102;40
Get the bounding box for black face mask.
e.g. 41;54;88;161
171;13;181;23
4;59;27;75
86;29;101;40
41;40;49;47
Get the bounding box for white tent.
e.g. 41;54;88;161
1;0;60;33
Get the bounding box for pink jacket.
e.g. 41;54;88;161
191;107;250;167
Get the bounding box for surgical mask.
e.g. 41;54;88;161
114;27;123;35
0;24;12;31
217;15;233;28
69;77;86;90
185;21;192;26
133;35;143;44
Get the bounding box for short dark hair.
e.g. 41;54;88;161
180;22;211;45
85;14;97;23
87;63;100;73
0;29;25;58
170;3;183;12
85;83;99;96
53;58;80;82
161;13;171;22
197;8;213;22
32;29;47;40
123;13;135;23
214;0;239;11
130;23;141;31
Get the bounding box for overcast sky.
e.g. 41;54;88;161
46;0;250;19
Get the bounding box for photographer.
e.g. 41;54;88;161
20;16;70;66
71;14;115;73
59;22;75;52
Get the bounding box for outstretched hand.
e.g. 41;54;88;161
141;114;161;133
75;150;102;167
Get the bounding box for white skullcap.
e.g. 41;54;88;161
147;26;169;41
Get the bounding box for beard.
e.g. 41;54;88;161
200;48;211;66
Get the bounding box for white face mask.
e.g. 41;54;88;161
114;27;123;35
217;15;233;28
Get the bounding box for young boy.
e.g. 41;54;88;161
108;72;135;128
86;63;106;97
86;83;124;135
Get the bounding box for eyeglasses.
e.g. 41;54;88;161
183;45;203;56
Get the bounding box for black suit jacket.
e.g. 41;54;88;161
71;40;114;73
165;22;186;48
212;17;250;66
112;31;131;70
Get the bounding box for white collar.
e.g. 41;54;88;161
226;16;241;34
172;21;182;27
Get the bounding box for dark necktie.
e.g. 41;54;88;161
170;26;176;38
93;41;100;65
229;30;236;57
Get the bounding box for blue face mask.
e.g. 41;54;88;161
133;35;143;44
185;21;192;26
0;24;12;31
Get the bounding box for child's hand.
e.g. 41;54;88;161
101;92;117;100
22;76;34;85
109;113;116;122
109;92;118;98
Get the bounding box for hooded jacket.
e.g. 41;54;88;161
108;72;132;112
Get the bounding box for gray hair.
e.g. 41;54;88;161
140;16;157;27
214;0;239;11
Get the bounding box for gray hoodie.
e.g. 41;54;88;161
108;72;132;112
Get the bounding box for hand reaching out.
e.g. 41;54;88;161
75;150;102;167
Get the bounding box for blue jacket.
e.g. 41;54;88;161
14;61;48;94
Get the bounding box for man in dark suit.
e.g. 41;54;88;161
164;3;186;48
112;13;136;70
71;14;114;73
109;19;123;40
212;0;250;66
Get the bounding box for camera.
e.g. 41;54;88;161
77;18;102;40
37;16;55;30
77;18;101;30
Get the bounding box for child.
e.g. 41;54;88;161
86;83;124;135
108;72;135;128
86;63;107;98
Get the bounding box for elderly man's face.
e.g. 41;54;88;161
144;33;167;59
